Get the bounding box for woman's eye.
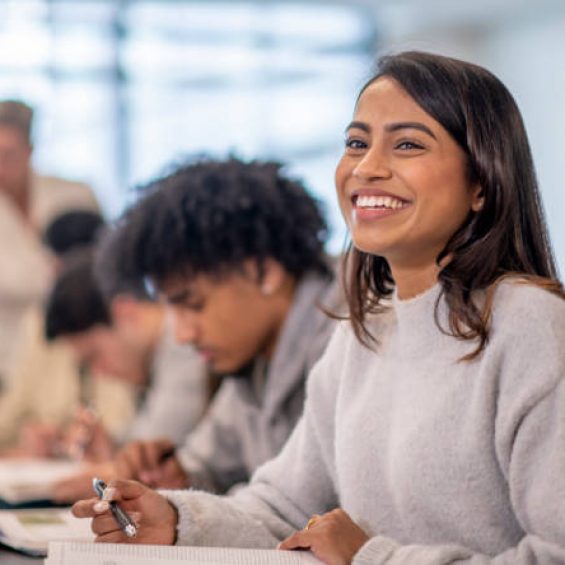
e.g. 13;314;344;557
345;138;367;150
395;140;424;150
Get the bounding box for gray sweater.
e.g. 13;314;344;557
165;281;565;563
174;268;341;493
125;314;209;444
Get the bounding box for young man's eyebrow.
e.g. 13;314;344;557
385;121;437;140
166;288;193;304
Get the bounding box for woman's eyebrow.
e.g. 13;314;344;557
344;120;370;134
385;121;437;140
345;120;437;140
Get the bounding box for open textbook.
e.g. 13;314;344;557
45;541;323;564
0;508;93;556
0;459;84;505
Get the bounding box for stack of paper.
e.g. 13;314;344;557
0;459;83;505
0;508;93;556
45;541;323;564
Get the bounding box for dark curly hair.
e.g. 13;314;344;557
345;51;563;358
45;250;111;340
112;156;330;288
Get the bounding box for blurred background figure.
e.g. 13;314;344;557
0;210;136;456
0;99;100;383
0;1;562;269
43;245;210;461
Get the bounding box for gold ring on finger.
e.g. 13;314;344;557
305;517;317;530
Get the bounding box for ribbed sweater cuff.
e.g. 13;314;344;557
353;535;399;564
160;489;195;546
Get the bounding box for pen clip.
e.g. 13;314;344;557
92;477;106;499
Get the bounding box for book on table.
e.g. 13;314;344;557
0;507;93;557
45;541;323;564
0;459;84;505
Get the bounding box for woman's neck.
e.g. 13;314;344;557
390;260;441;300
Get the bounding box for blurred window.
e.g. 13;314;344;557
0;0;376;250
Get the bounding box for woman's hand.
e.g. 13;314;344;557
278;509;369;565
72;479;178;545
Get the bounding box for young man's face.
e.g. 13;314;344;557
161;268;283;375
0;124;31;198
65;325;146;386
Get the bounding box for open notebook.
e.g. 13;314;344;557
45;541;323;564
0;459;84;505
0;507;93;556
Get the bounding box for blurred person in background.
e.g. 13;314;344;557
0;211;136;456
61;157;343;503
0;99;100;383
43;246;210;475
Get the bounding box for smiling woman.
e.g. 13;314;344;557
337;77;483;281
72;52;565;565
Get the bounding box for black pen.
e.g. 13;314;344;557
92;477;137;538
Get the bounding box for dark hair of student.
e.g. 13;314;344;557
344;50;564;358
93;225;153;304
45;250;111;340
112;156;330;288
43;210;104;257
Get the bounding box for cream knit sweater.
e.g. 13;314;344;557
164;281;565;564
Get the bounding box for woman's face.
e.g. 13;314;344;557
335;76;481;270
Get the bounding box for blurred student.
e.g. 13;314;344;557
0;211;135;454
44;248;209;464
75;52;565;564
0;99;99;381
68;157;342;499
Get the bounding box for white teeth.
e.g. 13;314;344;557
355;195;405;210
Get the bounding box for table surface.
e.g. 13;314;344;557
0;547;42;563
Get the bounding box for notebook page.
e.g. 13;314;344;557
0;459;84;504
45;541;322;564
0;508;93;556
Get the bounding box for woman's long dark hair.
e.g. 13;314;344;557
345;51;563;358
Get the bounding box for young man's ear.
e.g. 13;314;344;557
243;258;286;296
110;295;141;327
259;258;286;296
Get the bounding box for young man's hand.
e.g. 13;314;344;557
115;438;189;489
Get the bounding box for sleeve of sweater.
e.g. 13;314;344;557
353;284;565;565
126;345;208;445
162;323;346;548
173;380;252;493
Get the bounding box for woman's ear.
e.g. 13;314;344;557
471;184;485;212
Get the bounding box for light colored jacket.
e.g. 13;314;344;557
125;314;209;444
0;307;136;448
175;266;342;493
165;281;565;564
0;173;99;379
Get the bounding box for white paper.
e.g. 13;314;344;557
0;459;84;504
0;508;93;556
45;541;322;565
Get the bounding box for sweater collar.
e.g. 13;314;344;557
389;283;449;355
